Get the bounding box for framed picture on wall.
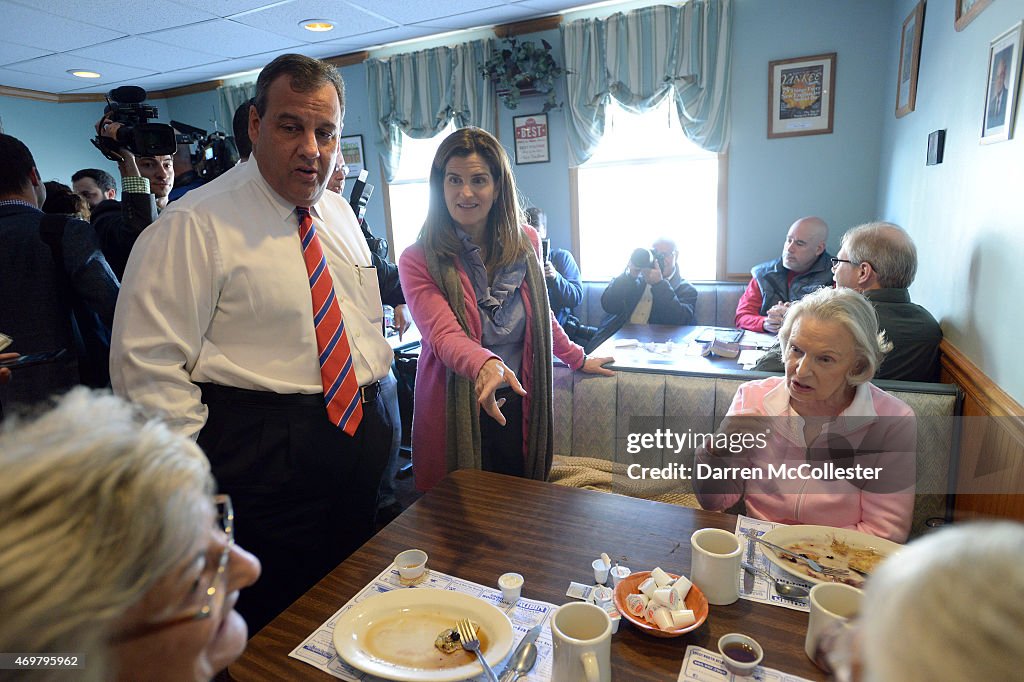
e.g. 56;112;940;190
767;52;836;138
981;21;1023;144
339;135;365;178
513;113;550;164
896;0;926;118
955;0;993;32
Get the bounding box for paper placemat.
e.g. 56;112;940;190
288;563;556;680
735;516;812;612
678;645;815;682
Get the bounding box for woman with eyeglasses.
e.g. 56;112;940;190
0;388;261;681
694;287;916;543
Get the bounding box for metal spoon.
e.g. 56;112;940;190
742;561;810;599
500;641;538;682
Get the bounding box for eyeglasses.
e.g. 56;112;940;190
341;165;351;177
831;257;874;270
113;494;234;642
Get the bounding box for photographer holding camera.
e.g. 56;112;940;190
588;238;697;351
80;86;174;278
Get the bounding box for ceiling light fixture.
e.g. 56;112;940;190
300;19;335;32
68;69;102;78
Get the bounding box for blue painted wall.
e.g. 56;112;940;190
880;0;1024;404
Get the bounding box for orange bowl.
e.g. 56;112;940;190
613;570;709;638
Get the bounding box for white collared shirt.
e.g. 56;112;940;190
111;157;393;438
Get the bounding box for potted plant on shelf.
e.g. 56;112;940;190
479;37;567;112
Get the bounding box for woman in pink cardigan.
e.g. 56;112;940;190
694;287;916;542
399;128;613;492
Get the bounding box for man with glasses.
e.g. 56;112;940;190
112;54;395;633
830;222;941;381
735;216;834;333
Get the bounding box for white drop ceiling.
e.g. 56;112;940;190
0;0;612;95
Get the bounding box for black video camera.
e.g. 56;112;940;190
93;86;177;160
563;314;599;344
171;120;239;183
348;170;388;261
629;247;667;271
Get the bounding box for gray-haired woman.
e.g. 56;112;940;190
695;287;916;542
0;388;261;681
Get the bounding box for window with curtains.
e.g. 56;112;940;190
575;97;721;281
384;123;456;262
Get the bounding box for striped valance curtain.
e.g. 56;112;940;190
367;40;494;182
560;0;732;166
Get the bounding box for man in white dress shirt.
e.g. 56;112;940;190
111;54;394;632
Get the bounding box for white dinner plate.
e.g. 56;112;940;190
332;588;514;682
760;525;902;588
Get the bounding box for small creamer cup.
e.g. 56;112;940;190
592;558;610;584
609;565;631;587
499;572;523;602
690;528;743;605
395;549;427;581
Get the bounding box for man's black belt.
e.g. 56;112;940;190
198;381;382;407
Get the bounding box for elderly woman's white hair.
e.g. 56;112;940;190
779;287;892;385
859;521;1024;681
0;388;214;682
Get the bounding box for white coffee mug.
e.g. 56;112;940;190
690;528;743;605
805;582;863;668
550;601;612;682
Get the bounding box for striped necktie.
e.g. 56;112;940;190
296;206;362;435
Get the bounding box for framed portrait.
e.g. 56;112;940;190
981;21;1023;144
896;1;926;118
512;113;550;164
767;53;836;139
955;0;993;32
339;134;365;178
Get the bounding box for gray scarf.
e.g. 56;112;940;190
424;244;553;480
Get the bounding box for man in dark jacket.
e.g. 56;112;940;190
525;207;583;326
735;216;833;333
589;238;697;351
0;134;119;414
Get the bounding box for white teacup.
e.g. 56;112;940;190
690;528;743;605
805;582;862;669
550;601;612;682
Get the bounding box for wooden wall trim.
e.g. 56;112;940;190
939;338;1024;522
326;51;370;68
940;339;1024;420
494;15;563;38
0;85;62;102
149;80;223;99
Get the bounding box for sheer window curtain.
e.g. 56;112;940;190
560;0;732;166
367;40;495;182
218;83;256;134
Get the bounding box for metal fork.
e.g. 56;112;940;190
456;619;500;682
744;532;849;577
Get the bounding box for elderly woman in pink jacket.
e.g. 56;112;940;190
399;128;613;492
694;287;916;542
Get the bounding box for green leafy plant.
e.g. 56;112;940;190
479;37;567;112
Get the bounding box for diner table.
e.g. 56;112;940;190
229;469;826;681
589;324;777;376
